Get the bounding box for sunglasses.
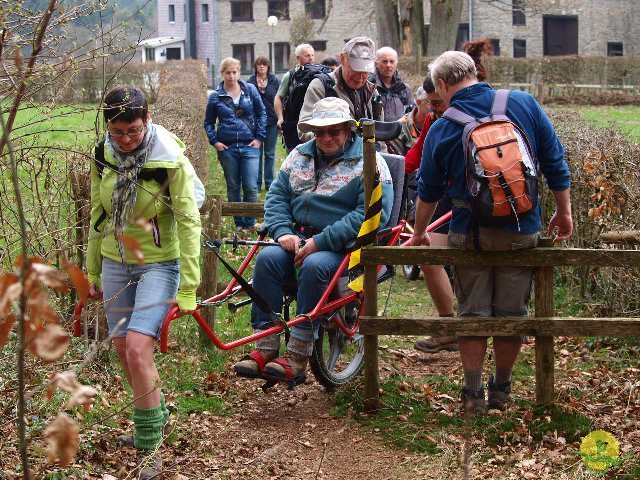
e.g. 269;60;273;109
314;127;345;138
108;124;145;139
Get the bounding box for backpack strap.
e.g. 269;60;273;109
94;139;117;178
442;106;475;126
319;73;336;98
491;89;510;117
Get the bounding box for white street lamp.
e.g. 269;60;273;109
267;16;278;66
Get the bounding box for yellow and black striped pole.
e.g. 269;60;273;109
347;157;382;292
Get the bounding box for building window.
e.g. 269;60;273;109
145;47;155;62
607;42;623;56
201;3;209;22
268;0;289;20
166;47;182;60
309;40;327;52
490;38;500;56
232;44;255;74
231;1;253;22
305;0;326;19
183;4;186;22
168;4;175;22
512;0;526;26
455;23;469;51
273;42;291;73
543;15;578;55
513;39;526;58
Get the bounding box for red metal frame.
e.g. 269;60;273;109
158;221;407;353
72;211;453;353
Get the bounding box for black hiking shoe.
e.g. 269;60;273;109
487;375;512;411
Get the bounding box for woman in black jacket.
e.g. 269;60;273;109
248;56;280;191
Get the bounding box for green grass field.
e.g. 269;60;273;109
577;105;640;143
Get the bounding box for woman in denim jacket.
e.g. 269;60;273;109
204;57;267;229
248;56;280;192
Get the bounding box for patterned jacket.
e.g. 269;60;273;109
265;135;394;252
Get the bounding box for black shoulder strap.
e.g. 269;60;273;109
94;139;117;178
319;73;337;98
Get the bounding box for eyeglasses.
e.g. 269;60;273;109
314;127;344;138
108;124;146;139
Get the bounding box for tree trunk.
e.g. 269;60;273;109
411;0;424;74
427;0;464;57
375;0;400;50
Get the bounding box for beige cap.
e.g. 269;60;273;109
343;36;375;73
298;97;356;133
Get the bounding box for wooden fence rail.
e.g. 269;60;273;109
359;244;640;411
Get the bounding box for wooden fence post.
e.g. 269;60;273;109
535;238;555;405
361;120;380;412
199;194;223;347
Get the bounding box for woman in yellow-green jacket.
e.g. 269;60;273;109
86;86;202;478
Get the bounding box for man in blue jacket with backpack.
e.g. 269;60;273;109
410;51;573;415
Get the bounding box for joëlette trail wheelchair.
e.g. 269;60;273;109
73;122;452;391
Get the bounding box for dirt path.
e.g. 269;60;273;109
157;350;455;480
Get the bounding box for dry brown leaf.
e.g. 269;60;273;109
0;313;16;349
0;272;20;317
32;323;69;361
119;234;145;264
48;371;98;409
31;262;69;292
50;371;81;394
66;384;98;410
63;261;89;305
44;413;79;466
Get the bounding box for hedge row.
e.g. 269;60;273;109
544;110;640;316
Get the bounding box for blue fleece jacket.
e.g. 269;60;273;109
418;82;571;234
265;135;394;252
204;80;267;145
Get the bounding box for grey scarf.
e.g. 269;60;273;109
108;122;157;261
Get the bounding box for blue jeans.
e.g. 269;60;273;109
218;143;259;228
250;246;343;345
101;258;180;339
258;123;278;191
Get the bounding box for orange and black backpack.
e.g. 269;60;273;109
443;89;538;230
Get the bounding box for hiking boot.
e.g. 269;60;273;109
414;336;458;353
487;375;512;411
233;349;278;378
460;387;486;416
138;450;162;480
263;351;309;387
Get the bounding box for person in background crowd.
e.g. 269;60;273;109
321;56;340;71
410;51;572;415
370;46;414;123
248;56;280;192
274;43;316;131
204;57;266;231
299;36;382;142
402;77;456;354
88;86;202;479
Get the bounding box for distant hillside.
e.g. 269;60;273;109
22;0;156;46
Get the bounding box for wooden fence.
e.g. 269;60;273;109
358;243;640;411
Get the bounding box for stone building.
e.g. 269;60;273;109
154;0;639;86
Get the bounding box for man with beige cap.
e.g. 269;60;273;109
233;97;393;386
299;36;382;141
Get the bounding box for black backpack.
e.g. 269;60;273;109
281;64;336;151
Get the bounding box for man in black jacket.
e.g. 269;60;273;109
371;46;414;122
